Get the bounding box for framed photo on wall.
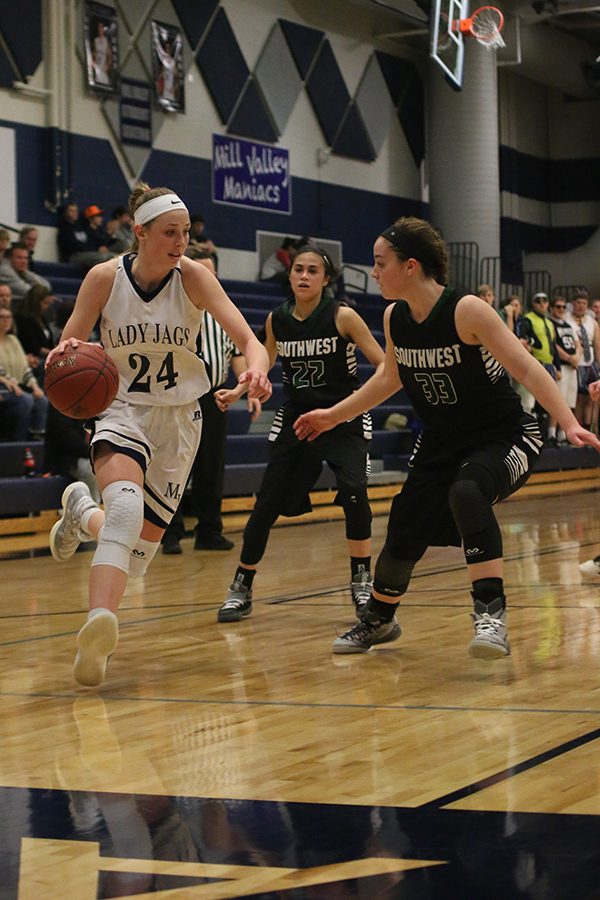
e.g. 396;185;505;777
84;0;119;94
151;20;185;112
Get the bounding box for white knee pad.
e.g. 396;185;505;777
91;481;144;574
128;538;159;578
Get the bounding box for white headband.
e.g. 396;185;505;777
134;194;188;226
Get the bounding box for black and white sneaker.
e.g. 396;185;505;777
469;598;510;658
579;556;600;578
332;616;401;654
350;570;373;617
217;579;253;622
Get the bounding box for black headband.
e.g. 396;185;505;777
380;226;434;271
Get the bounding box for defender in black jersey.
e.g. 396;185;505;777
295;217;600;658
216;245;385;624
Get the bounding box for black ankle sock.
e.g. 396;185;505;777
235;566;256;590
366;596;398;622
471;577;505;609
351;556;371;579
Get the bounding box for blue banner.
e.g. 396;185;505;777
120;78;152;148
212;134;291;214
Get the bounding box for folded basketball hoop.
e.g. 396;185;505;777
460;5;505;49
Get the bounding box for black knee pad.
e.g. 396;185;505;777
336;485;372;541
373;546;415;598
448;465;502;564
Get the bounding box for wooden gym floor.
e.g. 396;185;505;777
3;478;600;898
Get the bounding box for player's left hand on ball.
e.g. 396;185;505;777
46;338;84;366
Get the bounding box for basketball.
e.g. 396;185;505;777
45;343;119;419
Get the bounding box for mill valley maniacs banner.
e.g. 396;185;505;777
212;135;291;214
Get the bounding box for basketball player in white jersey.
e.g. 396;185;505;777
92;21;112;86
45;183;271;687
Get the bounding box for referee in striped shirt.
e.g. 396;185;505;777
162;254;261;554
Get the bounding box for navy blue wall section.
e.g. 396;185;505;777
68;134;131;212
500;145;600;203
4;117;425;264
1;120;129;228
195;8;250;125
0;119;56;227
141;147;425;264
0;0;42;83
501;217;596;276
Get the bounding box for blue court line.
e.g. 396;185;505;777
1;687;600;718
422;725;600;810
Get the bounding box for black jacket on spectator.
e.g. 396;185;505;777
57;220;92;262
44;404;89;476
14;315;55;358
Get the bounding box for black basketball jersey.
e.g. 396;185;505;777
389;286;523;438
271;294;360;410
551;316;578;359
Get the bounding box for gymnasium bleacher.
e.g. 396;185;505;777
3;258;599;555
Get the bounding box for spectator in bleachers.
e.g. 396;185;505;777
259;236;296;285
566;292;600;429
187;214;218;270
105;205;134;253
0;228;11;264
44;404;101;502
216;244;385;624
590;298;600;320
549;295;581;444
57;202;113;271
14;284;57;382
498;295;516;331
477;283;496;307
0;242;51;302
18;225;40;271
0;284;12;311
519;292;561;441
83;205;114;256
0;307;48;438
161;252;262;555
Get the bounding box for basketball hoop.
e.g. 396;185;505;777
459;6;505;49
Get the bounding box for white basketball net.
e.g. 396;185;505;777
470;7;506;49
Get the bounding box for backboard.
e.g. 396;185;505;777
431;0;469;89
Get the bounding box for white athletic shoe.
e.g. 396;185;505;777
50;481;98;562
73;611;119;687
579;557;600;578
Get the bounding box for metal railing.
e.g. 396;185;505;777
448;241;479;293
341;264;368;295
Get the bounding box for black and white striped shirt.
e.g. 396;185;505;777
200;311;241;389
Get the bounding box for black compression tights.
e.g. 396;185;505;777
239;506;279;567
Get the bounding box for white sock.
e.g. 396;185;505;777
80;506;100;537
87;607;115;621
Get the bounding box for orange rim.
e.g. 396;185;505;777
459;5;504;37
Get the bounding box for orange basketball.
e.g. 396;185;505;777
45;343;119;419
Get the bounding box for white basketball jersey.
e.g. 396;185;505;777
100;254;210;406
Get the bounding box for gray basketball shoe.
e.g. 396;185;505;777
350;570;373;617
332;615;401;654
579;556;600;578
469;598;510;658
50;482;99;562
217;579;253;622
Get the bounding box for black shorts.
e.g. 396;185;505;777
385;415;542;557
254;404;372;517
